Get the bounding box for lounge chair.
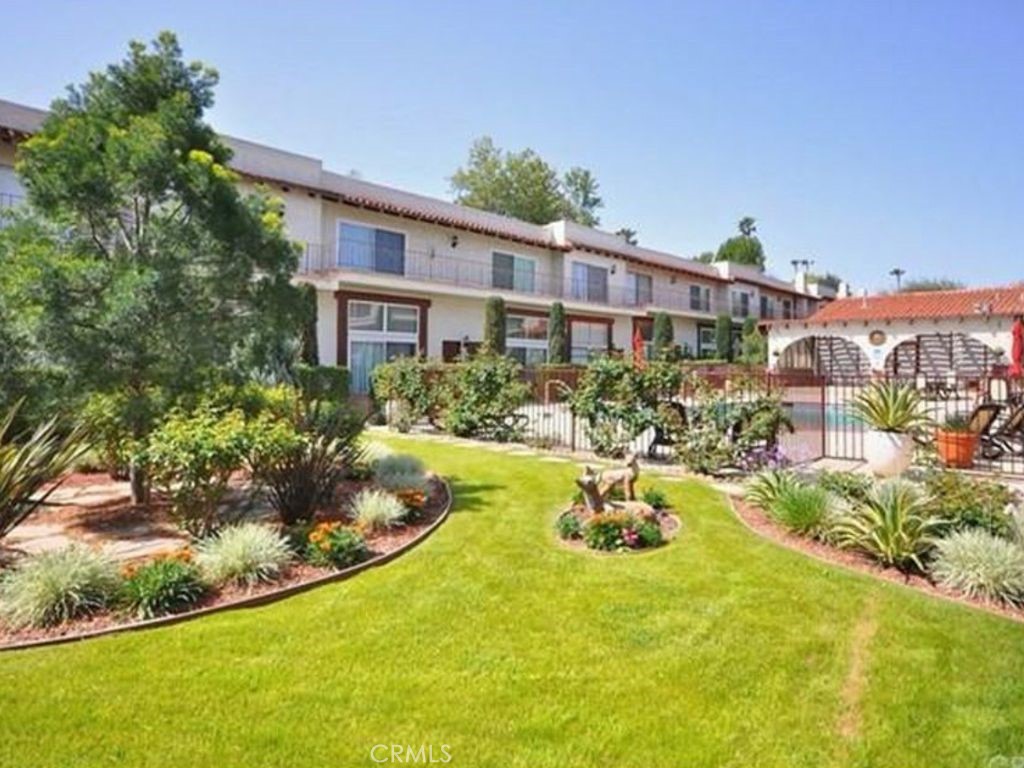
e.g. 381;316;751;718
980;404;1024;460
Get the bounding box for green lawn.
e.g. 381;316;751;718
1;437;1023;767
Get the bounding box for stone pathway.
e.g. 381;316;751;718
6;478;273;563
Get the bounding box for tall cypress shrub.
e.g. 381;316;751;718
548;302;568;364
715;313;734;361
482;296;507;355
652;312;674;360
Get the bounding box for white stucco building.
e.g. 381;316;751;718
768;285;1024;379
1;97;822;392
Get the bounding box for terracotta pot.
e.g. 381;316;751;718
863;429;914;477
935;428;979;469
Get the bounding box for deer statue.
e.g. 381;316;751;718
575;466;605;514
597;451;640;502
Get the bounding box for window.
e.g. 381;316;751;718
782;299;793;319
571;262;609;303
627;272;653;306
698;325;717;358
506;314;548;366
491;252;536;294
760;295;775;319
570;320;610;363
337;221;405;275
731;291;751;318
689;285;711;312
347;300;420;393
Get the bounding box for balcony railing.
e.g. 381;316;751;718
299;242;814;318
0;192;23;210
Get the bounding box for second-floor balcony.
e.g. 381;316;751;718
298;241;810;319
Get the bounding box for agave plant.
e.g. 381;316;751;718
832;479;945;573
0;403;89;541
851;381;930;433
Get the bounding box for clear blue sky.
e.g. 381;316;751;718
5;1;1022;290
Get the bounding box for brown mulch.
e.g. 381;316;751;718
731;496;1024;624
0;477;450;647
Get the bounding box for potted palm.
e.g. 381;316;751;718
934;413;978;469
851;381;930;477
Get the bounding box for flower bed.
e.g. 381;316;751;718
555;493;680;554
736;468;1024;623
0;474;452;650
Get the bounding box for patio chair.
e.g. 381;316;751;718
980;404;1024;460
647;401;688;459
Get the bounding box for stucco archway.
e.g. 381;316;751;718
884;333;1006;379
775;335;871;377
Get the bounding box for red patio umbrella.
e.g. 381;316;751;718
632;324;647;369
1011;317;1024;378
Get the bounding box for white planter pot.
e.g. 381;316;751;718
863;429;914;477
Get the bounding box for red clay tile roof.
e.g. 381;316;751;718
807;284;1024;323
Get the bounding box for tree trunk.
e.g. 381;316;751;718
129;458;150;507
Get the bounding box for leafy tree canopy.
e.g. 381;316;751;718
450;137;603;226
714;217;766;269
900;277;965;293
615;227;638;246
5;32;304;463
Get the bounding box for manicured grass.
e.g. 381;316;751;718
1;436;1023;767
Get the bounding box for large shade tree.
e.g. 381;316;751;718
450;137;604;226
7;32;304;501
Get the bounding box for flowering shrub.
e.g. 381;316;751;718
583;511;663;551
120;556;206;619
305;522;369;569
146;406;251;536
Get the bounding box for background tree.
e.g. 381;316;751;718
694;250;716;264
900;277;965;292
450;137;604;226
715;314;735;361
10;32;303;501
714;217;766;269
652;313;674;360
806;271;843;290
615;227;639;246
547;302;568;364
738;317;767;365
482;296;507;355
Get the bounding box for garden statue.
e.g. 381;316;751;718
574;453;642;514
598;452;640;501
575;467;605;514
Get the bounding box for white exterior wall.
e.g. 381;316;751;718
315;289;338;366
0;143;22;198
427;294;487;357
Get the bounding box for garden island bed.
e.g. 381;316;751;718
0;473;451;650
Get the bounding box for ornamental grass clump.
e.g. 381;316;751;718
373;454;430;492
744;469;800;511
769;485;832;538
0;545;120;628
194;523;292;588
351;489;408;532
930;530;1024;606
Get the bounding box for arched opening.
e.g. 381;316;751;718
776;335;871;378
884;333;1005;380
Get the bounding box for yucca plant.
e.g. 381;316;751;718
851;381;930;433
832;479;944;573
744;469;800;510
0;402;89;541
